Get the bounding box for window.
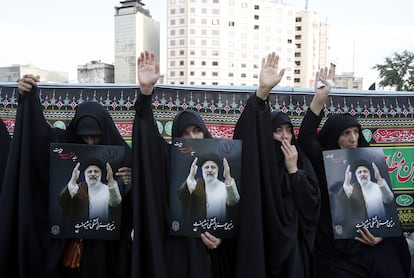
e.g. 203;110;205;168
295;61;301;66
180;61;184;66
295;35;301;40
190;61;195;65
212;61;218;66
190;71;194;76
294;69;300;74
254;25;259;30
254;15;259;20
179;39;185;45
295;17;302;22
296;26;302;31
170;71;176;77
294;78;300;82
170;30;176;36
229;21;235;27
179;50;185;55
254;5;259;10
201;61;206;66
212;72;218;76
179;71;184;76
241;73;247;78
229;72;234;77
170;61;176;67
295;52;301;57
201;72;206;76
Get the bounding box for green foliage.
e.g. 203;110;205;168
373;50;414;91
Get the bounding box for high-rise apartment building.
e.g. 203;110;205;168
294;10;336;88
114;0;160;83
166;0;296;87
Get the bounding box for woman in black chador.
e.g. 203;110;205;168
233;52;320;278
0;74;132;278
297;67;410;278
131;51;235;278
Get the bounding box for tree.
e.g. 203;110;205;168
373;50;414;91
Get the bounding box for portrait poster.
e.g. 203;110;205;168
169;138;242;238
323;147;402;239
49;143;126;240
383;146;414;232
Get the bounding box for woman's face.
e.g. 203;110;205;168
273;123;292;142
181;125;204;139
82;135;101;145
338;126;359;149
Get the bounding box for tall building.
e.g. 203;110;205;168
77;61;115;83
0;64;69;83
294;10;336;88
166;0;296;87
114;0;160;83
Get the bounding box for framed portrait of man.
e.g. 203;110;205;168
49;143;125;240
169;138;242;238
323;147;402;239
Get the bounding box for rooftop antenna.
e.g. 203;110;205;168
305;0;308;10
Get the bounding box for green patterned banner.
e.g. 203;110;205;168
384;146;414;231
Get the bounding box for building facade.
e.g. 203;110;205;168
293;10;335;88
77;61;115;83
0;64;69;83
114;0;160;83
334;72;363;90
165;0;297;87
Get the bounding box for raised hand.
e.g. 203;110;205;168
310;67;334;115
106;162;115;187
70;162;81;184
187;157;198;183
256;52;286;100
18;74;40;95
137;50;160;95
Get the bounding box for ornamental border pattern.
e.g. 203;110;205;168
0;84;413;144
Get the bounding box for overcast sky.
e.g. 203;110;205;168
1;0;412;88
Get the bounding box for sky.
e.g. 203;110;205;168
0;0;412;89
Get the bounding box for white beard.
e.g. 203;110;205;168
357;176;370;186
203;172;218;184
